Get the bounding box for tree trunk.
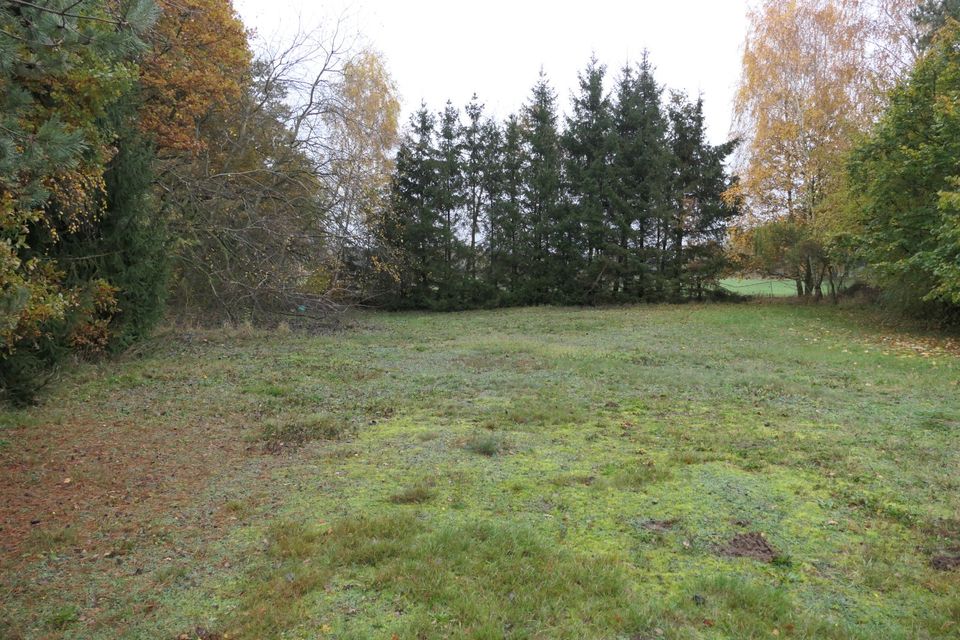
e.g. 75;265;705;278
813;263;827;301
828;267;838;304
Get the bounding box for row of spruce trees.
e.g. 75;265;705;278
377;56;739;309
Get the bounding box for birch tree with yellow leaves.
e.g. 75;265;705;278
323;50;400;299
730;0;921;298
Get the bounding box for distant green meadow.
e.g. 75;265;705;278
2;303;958;639
720;278;799;297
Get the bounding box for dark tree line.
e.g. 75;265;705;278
378;56;739;309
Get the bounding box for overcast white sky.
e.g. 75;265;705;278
233;0;752;145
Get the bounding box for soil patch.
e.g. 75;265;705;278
641;518;679;533
176;628;222;640
931;555;960;571
924;517;960;541
718;532;778;563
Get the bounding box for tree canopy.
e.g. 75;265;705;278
850;21;960;312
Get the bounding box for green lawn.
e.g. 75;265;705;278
720;278;799;297
1;304;959;639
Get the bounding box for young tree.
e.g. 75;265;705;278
324;49;401;298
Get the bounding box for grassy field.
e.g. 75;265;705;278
719;278;799;297
1;303;959;639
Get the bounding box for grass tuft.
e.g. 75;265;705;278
550;473;596;487
610;461;672;488
23;526;78;554
227;515;644;639
261;412;349;449
648;575;866;639
389;481;436;504
44;605;79;631
463;432;507;456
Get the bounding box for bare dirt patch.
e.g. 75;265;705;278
718;532;779;563
924;517;960;541
641;518;679;533
931;555;960;571
176;627;223;640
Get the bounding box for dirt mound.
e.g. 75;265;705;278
931;555;960;571
719;532;778;563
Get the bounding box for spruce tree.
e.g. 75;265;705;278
563;57;615;302
55;97;168;351
435;101;465;304
468;114;505;304
488;115;526;301
387;105;441;307
380;57;737;310
520;72;563;304
610;55;671;298
667;93;739;298
462;96;489;287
